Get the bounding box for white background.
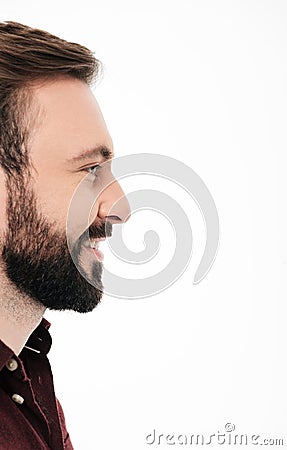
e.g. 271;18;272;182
1;1;287;449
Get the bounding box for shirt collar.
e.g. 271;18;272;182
0;317;52;372
24;317;52;356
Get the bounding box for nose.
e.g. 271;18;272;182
96;176;131;225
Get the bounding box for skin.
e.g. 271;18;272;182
0;77;130;355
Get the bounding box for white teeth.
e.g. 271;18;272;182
90;241;98;249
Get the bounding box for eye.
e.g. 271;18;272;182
85;164;102;177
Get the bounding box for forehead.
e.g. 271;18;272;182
29;77;113;166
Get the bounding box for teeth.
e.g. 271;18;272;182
90;241;99;249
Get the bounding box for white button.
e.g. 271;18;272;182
6;358;18;372
12;394;24;405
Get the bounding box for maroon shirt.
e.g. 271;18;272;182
0;318;73;449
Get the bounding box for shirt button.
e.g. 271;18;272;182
12;394;24;405
6;358;18;371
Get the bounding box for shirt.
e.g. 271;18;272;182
0;318;73;450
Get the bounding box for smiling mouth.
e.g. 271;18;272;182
83;237;106;262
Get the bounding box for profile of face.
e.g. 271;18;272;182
0;77;130;313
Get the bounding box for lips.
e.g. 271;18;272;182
82;237;106;262
91;247;104;262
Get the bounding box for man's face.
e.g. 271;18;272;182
0;77;130;312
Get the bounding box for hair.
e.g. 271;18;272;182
0;21;102;176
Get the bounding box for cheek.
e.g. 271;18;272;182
33;176;78;229
32;168;102;235
67;184;101;240
88;201;100;225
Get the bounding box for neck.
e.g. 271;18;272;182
0;268;46;356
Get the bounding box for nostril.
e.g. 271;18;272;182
105;215;122;224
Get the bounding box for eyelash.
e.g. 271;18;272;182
85;164;102;177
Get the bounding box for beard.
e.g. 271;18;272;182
0;175;112;313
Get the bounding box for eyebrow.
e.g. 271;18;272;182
66;145;114;164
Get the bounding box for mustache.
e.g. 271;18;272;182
78;220;113;243
88;220;113;239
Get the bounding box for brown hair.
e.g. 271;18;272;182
0;21;102;175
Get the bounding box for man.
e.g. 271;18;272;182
0;21;130;449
